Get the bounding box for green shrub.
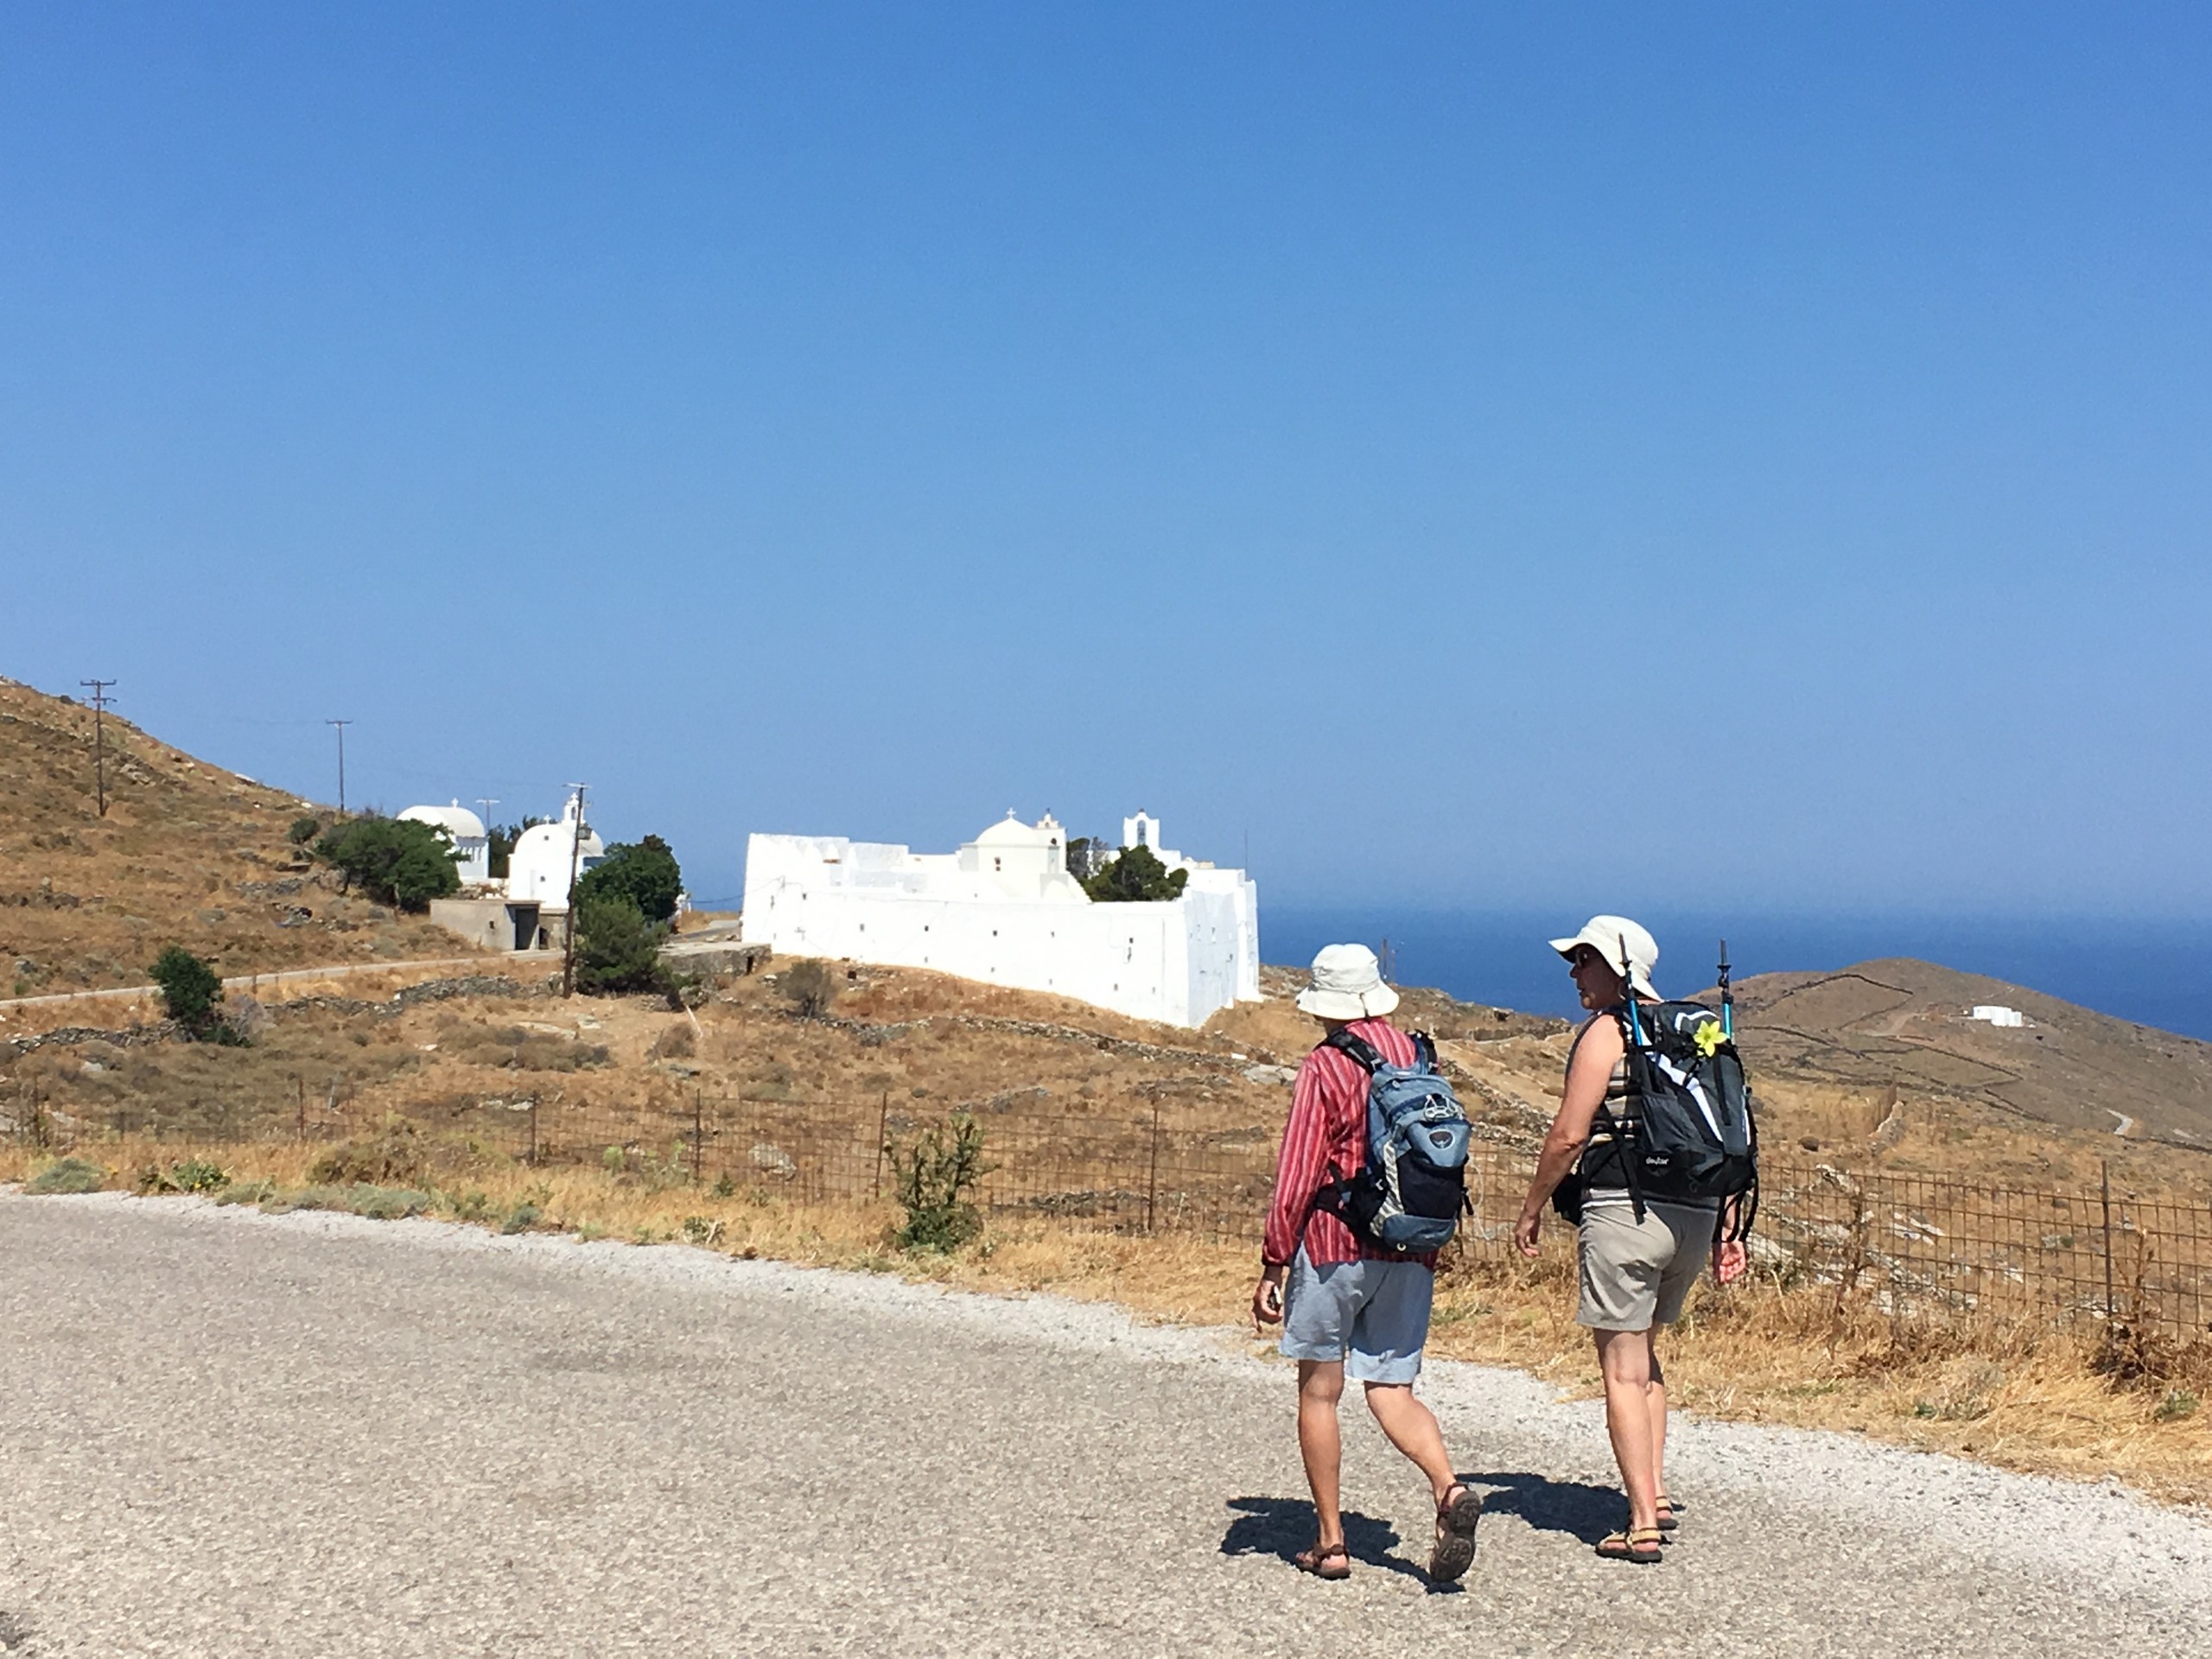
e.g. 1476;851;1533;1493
500;1202;542;1235
886;1110;992;1252
574;895;668;995
25;1156;106;1195
150;945;226;1039
2156;1389;2200;1423
288;815;322;845
1083;843;1189;903
136;1158;231;1194
313;817;461;910
574;834;683;924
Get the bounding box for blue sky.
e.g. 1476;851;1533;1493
3;4;2208;914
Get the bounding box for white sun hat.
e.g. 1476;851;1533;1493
1294;943;1402;1020
1548;915;1660;999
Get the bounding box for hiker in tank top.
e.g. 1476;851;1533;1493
1512;917;1748;1565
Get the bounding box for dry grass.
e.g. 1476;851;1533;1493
0;675;489;995
7;1131;2208;1509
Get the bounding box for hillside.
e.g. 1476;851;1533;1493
0;676;478;995
1722;957;2212;1150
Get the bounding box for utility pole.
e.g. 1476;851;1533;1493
560;782;588;996
475;798;499;877
79;679;115;817
326;720;353;815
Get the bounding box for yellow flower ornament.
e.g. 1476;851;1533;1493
1692;1019;1726;1059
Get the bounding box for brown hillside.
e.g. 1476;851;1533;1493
0;676;480;995
1719;957;2212;1151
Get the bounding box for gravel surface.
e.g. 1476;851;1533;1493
3;1192;2209;1656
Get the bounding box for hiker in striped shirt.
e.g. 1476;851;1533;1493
1252;944;1482;1584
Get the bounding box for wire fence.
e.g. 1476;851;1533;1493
10;1079;2210;1338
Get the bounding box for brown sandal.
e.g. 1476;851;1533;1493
1428;1483;1483;1583
1655;1493;1681;1534
1596;1527;1665;1564
1294;1541;1351;1580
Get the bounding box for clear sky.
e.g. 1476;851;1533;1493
4;4;2207;913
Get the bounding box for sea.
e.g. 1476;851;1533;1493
1262;908;2212;1044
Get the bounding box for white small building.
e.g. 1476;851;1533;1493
1968;1004;2028;1028
398;801;491;885
741;810;1261;1028
508;795;607;909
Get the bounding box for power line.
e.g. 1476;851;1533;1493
79;680;116;817
325;720;353;814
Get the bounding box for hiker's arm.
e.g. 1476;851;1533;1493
1260;1055;1334;1269
1514;1017;1618;1255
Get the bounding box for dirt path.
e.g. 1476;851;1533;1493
3;1195;2208;1657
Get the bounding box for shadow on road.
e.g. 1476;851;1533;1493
1221;1497;1437;1587
1472;1471;1622;1544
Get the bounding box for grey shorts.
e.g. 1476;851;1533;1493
1577;1198;1719;1332
1278;1249;1433;1384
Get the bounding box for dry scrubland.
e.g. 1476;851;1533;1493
0;676;477;995
7;954;2210;1508
3;671;2208;1508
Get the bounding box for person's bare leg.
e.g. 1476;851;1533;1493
1594;1328;1659;1532
1362;1382;1459;1504
1646;1335;1669;1504
1297;1360;1347;1548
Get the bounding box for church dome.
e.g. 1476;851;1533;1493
975;812;1052;848
400;800;486;841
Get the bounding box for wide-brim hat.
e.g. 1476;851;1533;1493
1294;943;1401;1020
1549;915;1660;999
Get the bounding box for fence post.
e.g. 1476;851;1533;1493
691;1088;704;1185
1146;1100;1161;1233
528;1096;539;1166
2101;1159;2116;1320
295;1077;306;1141
873;1090;890;1200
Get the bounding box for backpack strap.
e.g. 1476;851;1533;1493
1412;1031;1437;1071
1319;1028;1386;1072
1594;1007;1649;1225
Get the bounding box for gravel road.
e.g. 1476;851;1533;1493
3;1194;2209;1657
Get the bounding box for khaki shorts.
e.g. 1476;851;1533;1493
1577;1198;1719;1332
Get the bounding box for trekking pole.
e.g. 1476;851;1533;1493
1718;938;1733;1039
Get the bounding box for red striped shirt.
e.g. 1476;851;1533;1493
1262;1017;1433;1268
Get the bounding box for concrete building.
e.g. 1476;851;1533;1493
740;811;1260;1028
397;801;491;885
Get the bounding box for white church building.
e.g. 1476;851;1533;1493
741;811;1260;1028
416;794;607;952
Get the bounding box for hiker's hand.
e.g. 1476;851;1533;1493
1713;1238;1748;1286
1252;1267;1286;1330
1513;1207;1542;1258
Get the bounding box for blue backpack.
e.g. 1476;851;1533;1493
1316;1030;1473;1255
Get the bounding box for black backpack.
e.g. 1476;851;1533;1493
1585;946;1760;1241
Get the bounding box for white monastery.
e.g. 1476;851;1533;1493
740;810;1261;1028
412;794;607;953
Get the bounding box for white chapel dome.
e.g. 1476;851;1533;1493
400;800;487;841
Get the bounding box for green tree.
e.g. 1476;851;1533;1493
575;833;683;924
313;817;461;910
573;895;668;994
1083;843;1190;903
150;945;228;1041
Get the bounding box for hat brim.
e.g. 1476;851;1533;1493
1551;935;1658;1000
1294;983;1401;1020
